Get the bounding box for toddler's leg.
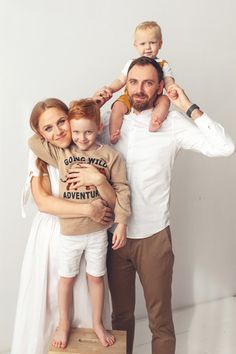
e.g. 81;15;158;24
149;95;170;132
52;276;76;349
87;274;115;346
109;101;128;144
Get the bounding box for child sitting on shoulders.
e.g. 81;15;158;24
97;21;176;144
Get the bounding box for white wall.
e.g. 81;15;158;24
1;0;236;351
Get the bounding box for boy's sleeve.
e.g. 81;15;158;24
109;151;131;224
28;134;59;167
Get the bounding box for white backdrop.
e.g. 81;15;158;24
1;0;236;351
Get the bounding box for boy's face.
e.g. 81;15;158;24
134;29;162;58
70;118;102;151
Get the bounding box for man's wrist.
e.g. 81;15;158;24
186;104;200;118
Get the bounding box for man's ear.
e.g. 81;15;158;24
157;80;164;95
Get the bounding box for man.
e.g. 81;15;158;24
101;56;235;354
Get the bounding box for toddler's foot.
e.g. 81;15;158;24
93;323;116;347
149;119;163;132
110;129;120;144
52;322;70;349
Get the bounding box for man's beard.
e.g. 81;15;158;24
129;93;155;112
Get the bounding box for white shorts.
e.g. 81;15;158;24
58;230;108;278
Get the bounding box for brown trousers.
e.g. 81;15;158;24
107;227;176;354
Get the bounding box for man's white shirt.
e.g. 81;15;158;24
102;109;234;239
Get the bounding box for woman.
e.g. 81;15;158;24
11;98;114;354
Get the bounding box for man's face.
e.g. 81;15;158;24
127;64;164;113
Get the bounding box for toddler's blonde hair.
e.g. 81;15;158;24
134;21;162;40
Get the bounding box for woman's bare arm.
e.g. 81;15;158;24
31;175;113;224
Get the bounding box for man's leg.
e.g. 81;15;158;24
107;233;136;354
134;227;176;354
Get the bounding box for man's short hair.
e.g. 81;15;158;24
127;56;164;82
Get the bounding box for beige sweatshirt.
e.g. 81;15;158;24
29;135;131;235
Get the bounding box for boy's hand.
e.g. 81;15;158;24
112;224;127;250
67;164;106;189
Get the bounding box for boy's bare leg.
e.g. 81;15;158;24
52;276;76;348
87;274;115;346
110;101;128;144
149;95;170;132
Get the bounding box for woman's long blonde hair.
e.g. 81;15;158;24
29;98;69;181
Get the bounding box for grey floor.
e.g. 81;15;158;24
2;296;235;354
134;296;236;354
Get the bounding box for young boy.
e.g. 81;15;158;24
28;99;131;348
97;21;175;144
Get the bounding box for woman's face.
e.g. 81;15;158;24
38;107;71;148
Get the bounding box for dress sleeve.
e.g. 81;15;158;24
21;149;48;218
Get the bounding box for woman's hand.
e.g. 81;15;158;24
112;224;127;250
90;199;114;225
67;164;106;189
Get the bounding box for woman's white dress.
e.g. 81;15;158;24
10;151;111;354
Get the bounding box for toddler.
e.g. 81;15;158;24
98;21;175;143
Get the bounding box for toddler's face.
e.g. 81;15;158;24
134;29;162;59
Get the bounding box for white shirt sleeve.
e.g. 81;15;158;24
121;59;133;76
173;112;235;157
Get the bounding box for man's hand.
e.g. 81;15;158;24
167;84;203;119
166;84;192;112
112;224;127;250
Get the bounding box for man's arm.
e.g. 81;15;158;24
167;84;235;156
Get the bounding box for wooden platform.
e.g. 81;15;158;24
48;327;126;353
